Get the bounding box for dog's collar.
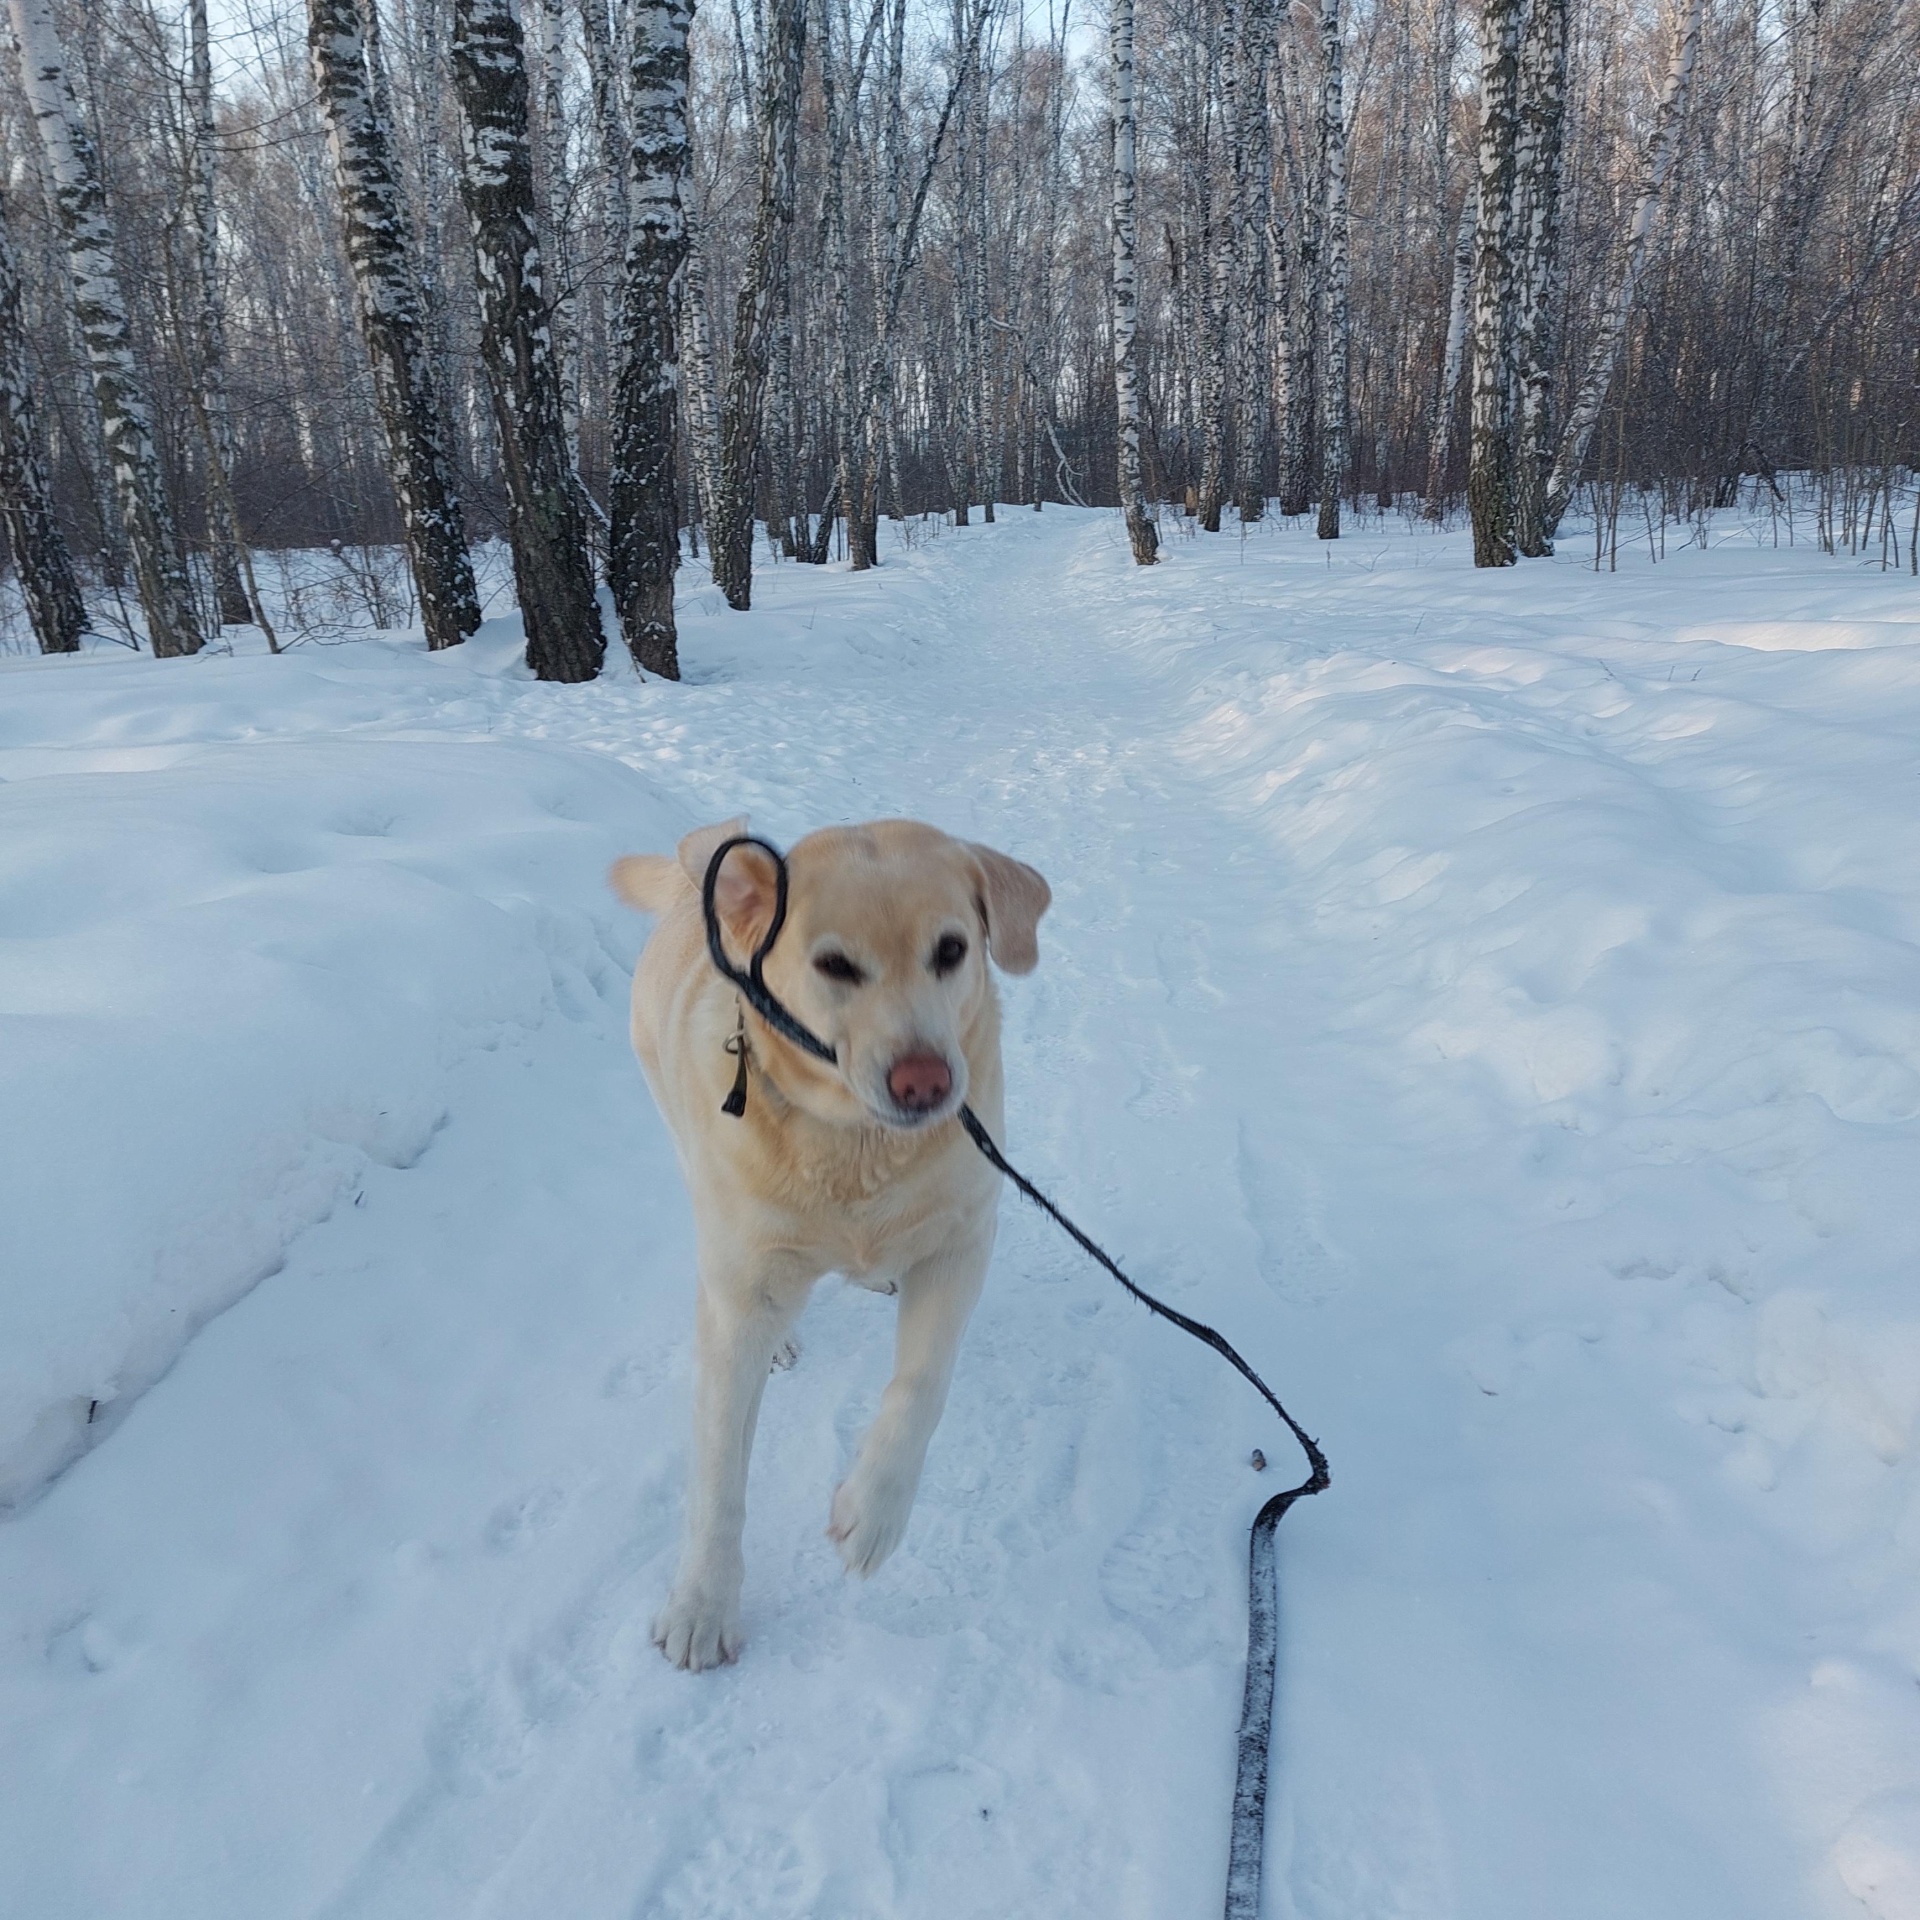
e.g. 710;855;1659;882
721;1003;750;1117
721;999;804;1120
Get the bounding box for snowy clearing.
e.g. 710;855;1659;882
3;507;1918;1919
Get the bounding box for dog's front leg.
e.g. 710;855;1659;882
829;1228;992;1577
654;1260;806;1671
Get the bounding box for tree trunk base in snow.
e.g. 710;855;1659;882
1123;503;1159;566
1470;447;1518;568
624;582;680;679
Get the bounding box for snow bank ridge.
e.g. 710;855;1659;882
0;727;669;1508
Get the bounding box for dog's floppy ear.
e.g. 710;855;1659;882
967;842;1051;975
677;817;776;947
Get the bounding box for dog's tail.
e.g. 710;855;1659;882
608;854;688;914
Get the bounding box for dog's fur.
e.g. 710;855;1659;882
610;818;1050;1669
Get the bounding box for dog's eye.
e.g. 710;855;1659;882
931;934;968;975
813;951;865;985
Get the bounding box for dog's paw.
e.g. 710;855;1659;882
652;1585;743;1672
828;1463;915;1577
770;1335;802;1374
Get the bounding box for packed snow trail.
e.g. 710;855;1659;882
3;509;1918;1919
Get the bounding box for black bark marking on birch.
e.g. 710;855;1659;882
307;0;481;652
1511;0;1566;558
1467;0;1520;568
1234;0;1275;524
452;0;605;684
1111;0;1159;565
1316;0;1350;542
0;184;88;654
611;0;695;678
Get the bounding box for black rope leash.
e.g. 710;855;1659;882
701;835;1330;1918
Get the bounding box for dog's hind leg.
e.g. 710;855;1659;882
828;1226;993;1578
654;1252;812;1671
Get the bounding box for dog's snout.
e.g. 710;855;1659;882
887;1052;953;1113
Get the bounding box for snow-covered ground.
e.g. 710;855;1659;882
3;507;1917;1919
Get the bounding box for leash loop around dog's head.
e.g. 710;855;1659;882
701;834;838;1066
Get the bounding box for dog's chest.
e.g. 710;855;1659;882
765;1123;964;1274
793;1128;919;1206
828;1208;941;1289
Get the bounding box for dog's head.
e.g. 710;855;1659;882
683;817;1049;1131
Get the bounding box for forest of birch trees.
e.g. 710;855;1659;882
3;0;1918;672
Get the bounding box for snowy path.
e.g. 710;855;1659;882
4;509;1919;1919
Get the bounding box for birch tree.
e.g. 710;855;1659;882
679;209;725;545
710;0;805;610
1315;0;1350;541
1423;183;1476;518
1511;0;1566;556
1273;23;1318;518
533;0;581;453
577;0;633;429
1111;0;1157;564
451;0;605;682
308;0;482;650
1196;0;1238;533
1235;0;1274;522
9;0;202;657
0;183;87;654
610;0;695;677
1466;0;1520;568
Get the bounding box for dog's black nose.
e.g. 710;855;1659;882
888;1052;952;1112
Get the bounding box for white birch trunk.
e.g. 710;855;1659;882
1033;3;1071;512
1111;0;1157;563
679;206;725;551
9;0;202;657
1511;0;1566;556
1198;0;1239;532
873;0;910;538
1274;31;1318;517
1235;0;1274;522
577;0;633;366
1423;182;1476;518
1315;0;1349;541
0;182;88;653
611;0;695;673
537;0;581;454
452;0;605;682
1466;0;1520;567
971;63;995;523
307;0;481;649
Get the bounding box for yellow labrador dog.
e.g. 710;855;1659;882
610;818;1050;1670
